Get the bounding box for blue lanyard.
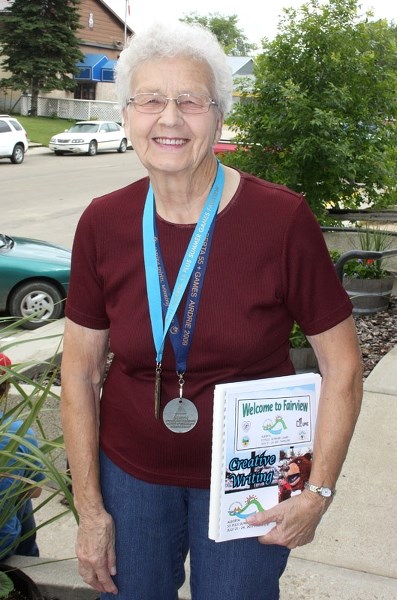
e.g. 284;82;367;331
143;162;225;365
154;215;216;373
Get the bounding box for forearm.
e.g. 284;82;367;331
308;316;363;490
309;368;362;489
60;319;109;518
61;381;104;516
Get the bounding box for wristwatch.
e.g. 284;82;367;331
304;481;336;498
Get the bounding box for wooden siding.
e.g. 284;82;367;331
79;0;130;57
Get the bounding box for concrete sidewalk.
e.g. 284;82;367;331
279;353;397;599
3;320;397;599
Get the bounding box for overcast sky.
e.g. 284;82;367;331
104;0;397;48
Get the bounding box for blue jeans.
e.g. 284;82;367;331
5;499;40;559
100;451;290;600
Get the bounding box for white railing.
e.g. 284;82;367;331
8;94;124;123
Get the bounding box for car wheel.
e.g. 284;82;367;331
87;140;97;156
10;144;25;164
9;281;64;330
117;138;128;153
54;150;65;156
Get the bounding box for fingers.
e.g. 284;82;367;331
79;558;118;594
246;492;327;549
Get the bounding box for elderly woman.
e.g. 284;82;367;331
60;20;362;600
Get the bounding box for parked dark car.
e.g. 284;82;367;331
0;234;71;329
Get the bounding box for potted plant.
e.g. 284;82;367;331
0;319;75;599
0;562;43;599
289;322;318;372
340;229;395;315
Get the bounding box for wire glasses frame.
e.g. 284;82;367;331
127;93;218;114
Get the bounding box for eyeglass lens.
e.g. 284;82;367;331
130;93;215;113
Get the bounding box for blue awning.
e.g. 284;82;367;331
75;54;108;82
101;59;117;82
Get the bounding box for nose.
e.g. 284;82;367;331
157;99;184;124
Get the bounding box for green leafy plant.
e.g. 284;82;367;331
289;322;311;349
343;257;389;279
328;249;342;264
0;319;75;598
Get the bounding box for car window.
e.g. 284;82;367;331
69;123;100;133
100;123;110;132
9;120;23;131
107;123;119;132
0;120;12;133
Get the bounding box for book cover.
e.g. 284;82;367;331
209;372;321;542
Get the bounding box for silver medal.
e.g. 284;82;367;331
162;398;198;433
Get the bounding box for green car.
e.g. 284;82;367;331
0;233;71;329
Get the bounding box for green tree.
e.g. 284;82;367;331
0;0;84;116
181;12;256;56
224;0;397;219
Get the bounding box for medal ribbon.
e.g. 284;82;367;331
154;215;216;373
143;162;225;365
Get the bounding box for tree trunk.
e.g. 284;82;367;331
29;83;40;117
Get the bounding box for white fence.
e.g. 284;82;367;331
0;93;123;123
24;95;123;122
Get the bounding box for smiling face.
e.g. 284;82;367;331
123;56;223;179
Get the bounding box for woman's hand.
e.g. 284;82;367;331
247;490;331;548
76;509;118;594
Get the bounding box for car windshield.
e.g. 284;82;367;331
68;123;100;133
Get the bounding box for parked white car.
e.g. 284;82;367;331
0;115;29;164
49;120;129;156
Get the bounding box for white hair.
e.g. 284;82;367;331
115;20;233;115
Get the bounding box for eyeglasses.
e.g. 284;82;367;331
127;93;218;114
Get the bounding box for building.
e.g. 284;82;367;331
74;0;133;101
0;2;255;116
0;0;133;110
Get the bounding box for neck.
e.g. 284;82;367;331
149;159;219;224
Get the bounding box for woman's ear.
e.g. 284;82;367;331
214;115;224;144
122;106;129;129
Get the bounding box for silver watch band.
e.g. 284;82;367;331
304;481;336;498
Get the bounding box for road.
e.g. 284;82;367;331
1;146;147;248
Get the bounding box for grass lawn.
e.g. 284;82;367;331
17;115;76;147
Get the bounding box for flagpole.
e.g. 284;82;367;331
124;0;128;47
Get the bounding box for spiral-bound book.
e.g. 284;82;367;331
209;372;321;542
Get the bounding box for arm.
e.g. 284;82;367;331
60;317;117;594
305;315;363;496
247;316;363;548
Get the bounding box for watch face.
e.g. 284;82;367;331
321;487;332;497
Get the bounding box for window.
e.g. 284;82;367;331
0;120;12;134
74;83;96;100
9;120;23;131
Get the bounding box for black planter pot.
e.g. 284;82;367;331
0;563;44;600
